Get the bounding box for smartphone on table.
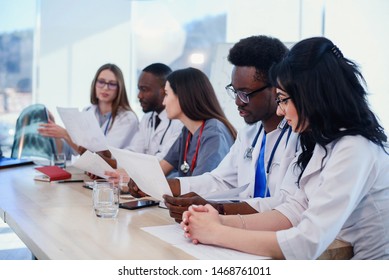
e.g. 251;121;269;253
119;199;159;210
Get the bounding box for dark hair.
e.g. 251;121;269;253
228;35;288;83
269;37;388;180
166;67;237;139
90;63;133;129
142;63;172;87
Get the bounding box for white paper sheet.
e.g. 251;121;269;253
72;150;115;178
109;147;171;201
142;224;268;260
57;107;108;152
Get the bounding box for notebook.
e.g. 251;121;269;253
0;156;34;169
34;166;72;182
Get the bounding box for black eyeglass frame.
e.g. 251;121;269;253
96;79;119;90
275;96;291;111
225;83;270;104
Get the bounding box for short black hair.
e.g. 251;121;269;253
228;35;288;83
143;63;172;77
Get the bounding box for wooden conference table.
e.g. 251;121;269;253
0;165;194;260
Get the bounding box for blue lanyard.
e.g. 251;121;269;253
266;125;289;174
245;122;291;174
103;114;112;136
93;106;112;136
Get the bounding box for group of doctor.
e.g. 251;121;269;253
38;34;389;260
38;62;236;177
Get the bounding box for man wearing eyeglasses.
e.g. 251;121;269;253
162;35;299;222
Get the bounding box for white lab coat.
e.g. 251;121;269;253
127;110;183;160
84;105;139;149
179;121;299;212
276;135;389;259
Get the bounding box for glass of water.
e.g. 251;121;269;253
119;174;131;193
51;153;66;168
93;180;119;218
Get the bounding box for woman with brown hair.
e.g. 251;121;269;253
160;67;236;177
39;63;138;155
109;67;236;196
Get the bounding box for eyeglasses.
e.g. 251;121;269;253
96;79;118;90
276;96;291;111
225;83;270;104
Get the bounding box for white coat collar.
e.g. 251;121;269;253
299;142;334;185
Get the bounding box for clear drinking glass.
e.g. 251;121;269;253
119;174;131;193
51;153;66;168
92;180;119;218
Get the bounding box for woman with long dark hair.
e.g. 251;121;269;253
181;37;389;259
161;67;236;177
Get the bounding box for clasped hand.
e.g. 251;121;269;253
181;204;222;245
163;192;212;223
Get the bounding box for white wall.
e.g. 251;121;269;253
211;0;389;131
36;0;389;132
36;0;133;122
325;0;389;132
213;0;324;130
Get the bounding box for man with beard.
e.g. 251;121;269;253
128;63;183;160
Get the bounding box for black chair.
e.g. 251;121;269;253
11;104;57;160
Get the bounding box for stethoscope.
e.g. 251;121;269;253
180;120;206;174
88;106;111;136
243;126;262;160
103;114;112;136
147;112;172;147
244;118;292;173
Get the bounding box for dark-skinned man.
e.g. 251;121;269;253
161;36;299;222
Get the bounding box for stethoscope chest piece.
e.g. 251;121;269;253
244;125;263;160
244;147;253;160
180;161;190;173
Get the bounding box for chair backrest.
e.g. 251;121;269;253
11;104;57;160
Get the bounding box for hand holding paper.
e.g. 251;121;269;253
57;107;108;152
72;150;115;178
109;147;172;201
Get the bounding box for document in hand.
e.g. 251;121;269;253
72;150;115;179
109;147;172;201
57;107;108;152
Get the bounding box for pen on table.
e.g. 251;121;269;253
57;179;84;183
